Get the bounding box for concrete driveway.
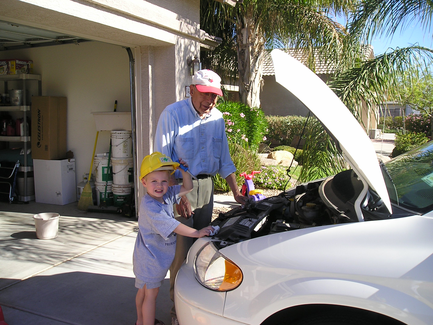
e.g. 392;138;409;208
0;194;239;325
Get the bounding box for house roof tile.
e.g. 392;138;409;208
262;47;374;76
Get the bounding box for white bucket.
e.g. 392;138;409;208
94;154;112;183
111;157;133;185
95;181;113;206
112;184;132;207
111;130;132;158
33;213;60;239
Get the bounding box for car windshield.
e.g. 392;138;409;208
382;140;433;214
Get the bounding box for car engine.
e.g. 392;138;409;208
211;170;392;245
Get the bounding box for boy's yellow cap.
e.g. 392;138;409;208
140;152;179;179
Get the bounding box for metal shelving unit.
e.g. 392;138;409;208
0;74;41;201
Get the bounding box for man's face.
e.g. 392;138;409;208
190;85;219;117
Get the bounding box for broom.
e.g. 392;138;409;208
78;131;99;210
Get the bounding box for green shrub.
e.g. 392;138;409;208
393;116;403;129
218;101;268;151
254;165;295;190
392;131;429;157
378;116;404;131
379;116;394;128
405;114;432;138
213;142;261;192
264;115;309;147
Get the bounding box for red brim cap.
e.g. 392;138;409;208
195;84;223;96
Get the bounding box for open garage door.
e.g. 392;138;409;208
0;20;89;51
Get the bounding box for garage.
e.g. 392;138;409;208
0;18;134;211
0;0;207;217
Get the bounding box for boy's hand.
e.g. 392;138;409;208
198;225;214;238
176;158;197;180
177;158;188;168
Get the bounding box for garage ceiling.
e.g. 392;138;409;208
0;20;89;51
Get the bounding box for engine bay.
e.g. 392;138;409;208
211;170;392;245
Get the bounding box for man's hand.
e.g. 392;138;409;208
176;196;193;218
226;172;248;205
233;191;247;205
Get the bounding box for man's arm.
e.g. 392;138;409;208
178;163;193;196
226;172;247;205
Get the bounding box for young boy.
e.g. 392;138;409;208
133;152;213;325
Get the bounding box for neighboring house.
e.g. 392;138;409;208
379;101;418;118
0;0;230;211
260;48;379;134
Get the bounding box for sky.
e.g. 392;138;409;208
368;22;432;56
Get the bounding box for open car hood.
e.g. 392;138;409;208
271;49;392;213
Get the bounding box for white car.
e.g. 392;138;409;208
174;50;433;325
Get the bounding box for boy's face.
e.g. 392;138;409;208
141;170;170;202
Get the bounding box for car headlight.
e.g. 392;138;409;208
193;242;243;291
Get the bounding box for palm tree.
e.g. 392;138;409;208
329;47;433;120
331;0;433;117
200;0;358;108
201;0;433;183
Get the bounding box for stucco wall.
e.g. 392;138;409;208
261;74;378;132
260;76;310;116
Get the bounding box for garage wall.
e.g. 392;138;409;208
0;41;130;186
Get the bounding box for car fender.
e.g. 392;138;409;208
224;276;433;325
219;217;433;324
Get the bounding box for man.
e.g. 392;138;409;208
154;69;246;325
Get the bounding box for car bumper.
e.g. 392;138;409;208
175;288;247;325
174;239;248;325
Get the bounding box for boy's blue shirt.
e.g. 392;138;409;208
133;185;181;284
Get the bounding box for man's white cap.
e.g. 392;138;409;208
192;69;223;96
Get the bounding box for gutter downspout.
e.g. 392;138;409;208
126;47;138;219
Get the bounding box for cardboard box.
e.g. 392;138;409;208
31;96;67;160
0;59;33;75
34;159;76;205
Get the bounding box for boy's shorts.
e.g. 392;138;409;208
135;278;162;289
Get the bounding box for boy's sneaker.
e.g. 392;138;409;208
171;317;179;325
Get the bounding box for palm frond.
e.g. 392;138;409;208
350;0;433;43
298;118;346;183
329;46;433;118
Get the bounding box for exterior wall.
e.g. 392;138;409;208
261;74;331;117
360;101;379;133
379;102;407;118
261;75;378;133
260;76;309;116
134;38;200;199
